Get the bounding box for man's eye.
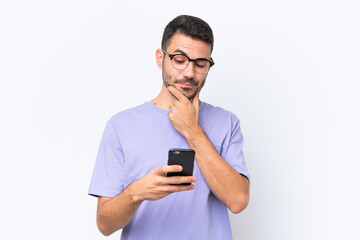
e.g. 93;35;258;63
174;55;187;64
175;60;185;64
195;61;207;68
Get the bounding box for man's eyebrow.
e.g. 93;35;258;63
173;49;188;56
172;49;211;60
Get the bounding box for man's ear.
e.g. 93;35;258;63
155;49;163;69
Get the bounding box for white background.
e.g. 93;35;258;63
0;0;359;239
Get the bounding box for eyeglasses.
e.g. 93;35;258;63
162;49;215;74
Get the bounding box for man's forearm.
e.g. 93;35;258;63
185;125;249;213
97;183;143;236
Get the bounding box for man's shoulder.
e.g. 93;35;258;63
109;101;152;124
201;101;239;122
199;102;242;144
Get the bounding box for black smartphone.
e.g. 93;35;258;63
167;148;195;185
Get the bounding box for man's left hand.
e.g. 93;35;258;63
167;86;200;139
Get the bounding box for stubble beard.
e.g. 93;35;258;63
162;70;206;100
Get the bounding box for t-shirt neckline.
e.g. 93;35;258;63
146;100;204;114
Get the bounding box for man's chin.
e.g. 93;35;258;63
181;89;197;100
165;82;198;99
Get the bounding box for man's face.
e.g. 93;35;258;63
160;33;212;100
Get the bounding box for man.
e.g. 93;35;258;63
88;15;250;240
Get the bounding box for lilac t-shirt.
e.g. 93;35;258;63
88;101;249;240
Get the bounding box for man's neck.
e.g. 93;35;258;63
152;84;177;110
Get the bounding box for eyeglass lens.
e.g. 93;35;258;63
171;55;210;73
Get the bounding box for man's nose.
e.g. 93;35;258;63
182;61;196;78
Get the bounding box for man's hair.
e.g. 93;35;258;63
161;15;214;53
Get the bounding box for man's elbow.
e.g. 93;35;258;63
97;215;120;237
97;220;113;237
99;229;112;237
228;193;249;214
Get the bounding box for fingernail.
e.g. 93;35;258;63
192;177;196;181
178;166;182;171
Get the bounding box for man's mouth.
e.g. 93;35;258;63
178;82;194;90
175;79;197;90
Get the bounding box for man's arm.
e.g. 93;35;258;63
96;165;196;236
168;86;250;213
184;127;249;213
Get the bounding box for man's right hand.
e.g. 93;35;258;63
131;165;197;202
96;165;196;236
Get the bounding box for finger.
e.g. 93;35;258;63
156;165;183;176
163;184;195;193
167;86;187;103
165;176;197;185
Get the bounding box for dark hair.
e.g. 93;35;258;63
161;15;214;52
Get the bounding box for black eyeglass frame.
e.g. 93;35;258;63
162;49;215;72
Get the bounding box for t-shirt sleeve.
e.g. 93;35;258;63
221;114;250;182
88;119;125;198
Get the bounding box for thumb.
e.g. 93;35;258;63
192;90;200;112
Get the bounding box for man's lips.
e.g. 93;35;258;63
177;82;195;89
